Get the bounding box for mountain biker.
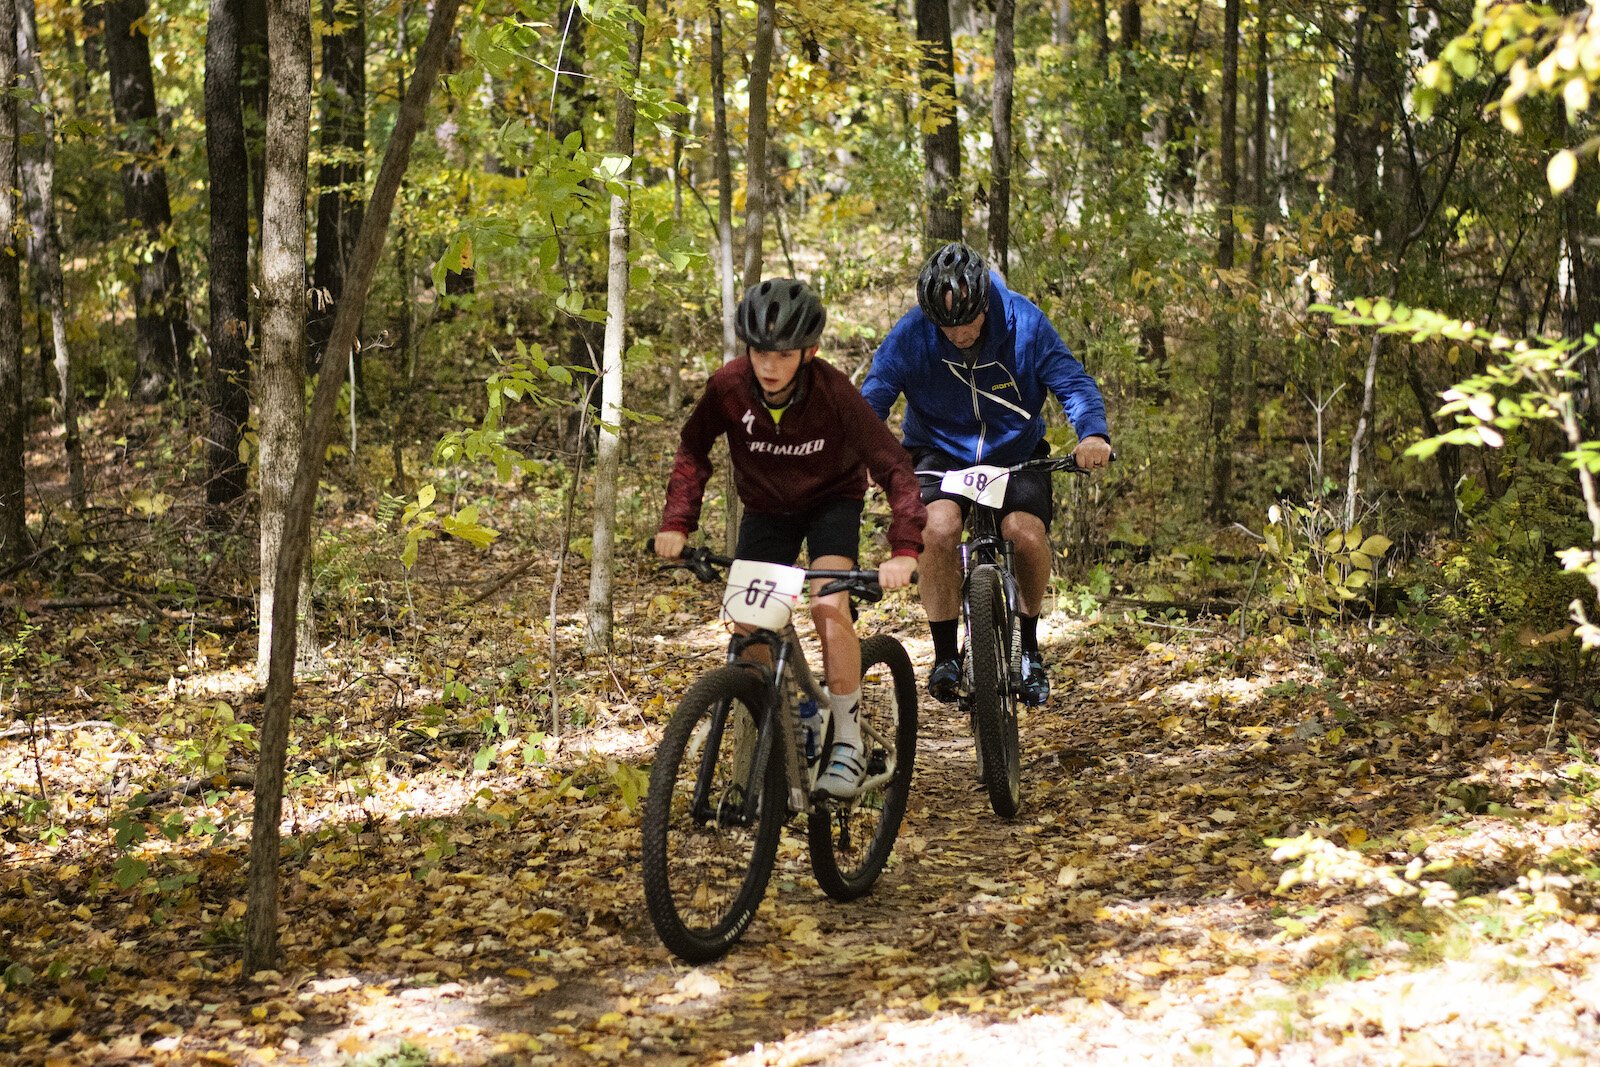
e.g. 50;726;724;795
655;278;927;801
861;242;1112;707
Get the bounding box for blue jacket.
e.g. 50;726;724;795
862;272;1110;466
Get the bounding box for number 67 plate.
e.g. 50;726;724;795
941;465;1010;508
722;559;806;629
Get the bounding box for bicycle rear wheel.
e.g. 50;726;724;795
641;666;784;962
968;564;1022;818
808;635;918;900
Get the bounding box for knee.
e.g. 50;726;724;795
923;507;963;554
1003;514;1049;554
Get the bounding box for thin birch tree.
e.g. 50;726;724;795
254;0;320;679
16;0;81;506
0;0;24;564
710;0;741;554
586;0;650;652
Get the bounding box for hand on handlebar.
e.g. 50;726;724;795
654;530;686;560
1073;436;1114;471
877;555;918;590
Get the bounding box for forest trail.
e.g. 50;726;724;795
7;554;1600;1065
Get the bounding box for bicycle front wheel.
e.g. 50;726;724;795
968;564;1022;818
641;666;784;962
807;634;919;900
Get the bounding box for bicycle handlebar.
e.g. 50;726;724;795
654;545;889;602
1003;451;1116;476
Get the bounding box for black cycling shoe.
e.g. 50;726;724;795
927;657;961;703
1020;653;1049;706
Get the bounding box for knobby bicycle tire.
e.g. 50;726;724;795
641;666;785;962
807;634;919;900
968;565;1022;818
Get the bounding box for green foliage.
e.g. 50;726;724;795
1431;456;1592;632
1260;502;1393;617
1323;299;1600;647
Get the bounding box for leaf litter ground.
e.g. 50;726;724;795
8;532;1600;1065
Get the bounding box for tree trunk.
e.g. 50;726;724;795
17;0;82;507
1090;0;1110;71
1116;0;1140;141
1243;5;1269;443
742;0;775;286
242;0;268;241
550;0;603;452
988;0;1014;274
585;0;648;654
916;0;962;245
205;0;252;517
1205;0;1240;522
105;0;192;397
0;0;25;563
254;0;318;681
308;0;366;375
243;0;462;974
710;1;740;554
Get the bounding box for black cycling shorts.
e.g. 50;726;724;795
736;497;863;565
912;442;1055;531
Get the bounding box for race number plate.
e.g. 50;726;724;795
722;559;806;629
940;465;1010;508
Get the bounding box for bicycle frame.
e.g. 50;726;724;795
959;506;1022;632
676;554;899;825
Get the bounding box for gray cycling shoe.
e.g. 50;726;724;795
812;741;866;801
927;658;961;703
1020;653;1049;706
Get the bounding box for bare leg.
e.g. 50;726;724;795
810;553;861;693
1001;511;1051;616
919;499;965;623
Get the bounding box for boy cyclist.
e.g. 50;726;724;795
655;278;926;800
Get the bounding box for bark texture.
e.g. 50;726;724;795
104;0;191;396
1205;0;1240;521
205;0;252;515
254;0;317;680
0;0;25;561
915;0;962;245
988;0;1014;274
245;0;464;973
308;0;367;374
585;0;649;653
17;0;81;506
741;0;775;286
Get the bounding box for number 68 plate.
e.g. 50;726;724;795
940;465;1010;508
722;559;806;629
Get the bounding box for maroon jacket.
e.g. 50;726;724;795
661;356;926;557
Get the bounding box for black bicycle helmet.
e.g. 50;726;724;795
735;278;827;350
917;242;990;327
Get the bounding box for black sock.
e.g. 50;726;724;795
930;619;960;663
1020;613;1039;656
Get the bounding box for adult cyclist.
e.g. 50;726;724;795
861;242;1112;707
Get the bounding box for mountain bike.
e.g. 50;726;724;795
640;548;919;963
940;455;1089;818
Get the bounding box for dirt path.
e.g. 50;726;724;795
263;623;1600;1065
9;597;1600;1066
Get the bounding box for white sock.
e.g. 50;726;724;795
829;688;861;751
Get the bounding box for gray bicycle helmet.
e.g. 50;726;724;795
735;278;827;350
917;242;990;327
